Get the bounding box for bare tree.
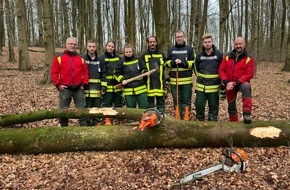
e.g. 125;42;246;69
36;0;44;46
15;0;31;71
42;0;55;84
61;0;70;39
96;1;103;48
0;0;4;53
4;0;15;62
282;0;290;71
269;0;275;62
152;0;170;52
280;0;287;57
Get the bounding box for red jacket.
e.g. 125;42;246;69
51;50;89;88
219;50;254;86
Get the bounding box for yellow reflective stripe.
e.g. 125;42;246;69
85;90;101;97
144;55;151;62
187;60;194;68
89;79;101;83
171;68;191;71
57;57;61;65
106;85;123;92
246;57;251;65
165;60;172;67
124;85;147;95
81;58;84;64
124;60;138;65
196;83;220;89
115;75;123;82
197;73;219;78
170;77;192;83
226;56;229;61
104;58;120;62
106;75;114;79
101;82;107;86
147;89;164;97
196;87;220;93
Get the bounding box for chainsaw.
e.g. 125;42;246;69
139;108;163;131
179;148;248;184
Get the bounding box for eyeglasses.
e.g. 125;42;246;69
67;43;77;46
176;36;184;38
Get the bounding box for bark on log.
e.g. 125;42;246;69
0;108;289;154
0;108;144;127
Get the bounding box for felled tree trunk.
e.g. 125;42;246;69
0;108;289;154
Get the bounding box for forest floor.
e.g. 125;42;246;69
0;48;290;189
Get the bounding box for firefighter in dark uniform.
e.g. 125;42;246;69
115;44;149;109
194;33;223;121
140;36;166;114
99;41;122;125
83;39;107;126
166;30;196;121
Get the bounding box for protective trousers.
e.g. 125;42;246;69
226;82;252;122
102;91;123;107
195;91;219;121
125;92;148;109
170;84;192;121
59;88;86;126
148;96;165;114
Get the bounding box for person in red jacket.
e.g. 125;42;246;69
51;37;89;127
218;37;255;123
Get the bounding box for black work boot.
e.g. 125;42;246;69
243;114;252;124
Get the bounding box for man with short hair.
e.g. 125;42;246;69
140;36;166;114
83;39;107;126
166;30;196;121
194;33;223;121
219;37;255;123
51;37;89;126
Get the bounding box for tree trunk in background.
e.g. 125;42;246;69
0;0;4;53
4;0;16;62
282;0;290;72
54;1;60;47
87;0;94;41
188;0;194;47
28;0;36;46
194;0;201;51
269;0;275;62
280;0;287;58
153;0;170;52
219;0;229;52
15;0;31;71
36;0;44;46
252;0;259;76
127;1;136;49
199;0;208;47
244;0;249;42
71;0;77;38
96;1;103;47
78;1;86;54
0;108;289;154
61;0;70;40
41;0;55;85
258;0;264;61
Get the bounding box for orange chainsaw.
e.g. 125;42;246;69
179;148;248;184
139;108;163;131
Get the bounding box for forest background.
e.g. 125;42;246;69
0;0;290;82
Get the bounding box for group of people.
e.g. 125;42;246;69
50;30;255;127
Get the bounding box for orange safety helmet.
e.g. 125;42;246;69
139;108;163;131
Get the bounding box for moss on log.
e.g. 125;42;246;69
0;108;289;154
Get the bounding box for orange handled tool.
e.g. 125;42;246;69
175;64;180;119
